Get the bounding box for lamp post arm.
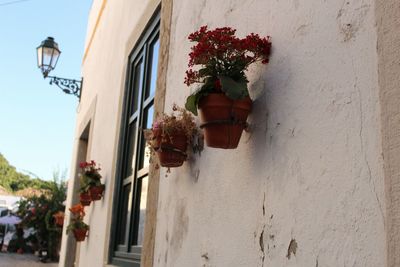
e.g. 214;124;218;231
46;76;83;99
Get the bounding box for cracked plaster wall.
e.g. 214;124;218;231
154;0;387;266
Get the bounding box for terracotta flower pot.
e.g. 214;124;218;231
198;93;252;149
153;129;188;167
73;228;88;242
89;185;105;201
53;213;64;226
79;192;91;206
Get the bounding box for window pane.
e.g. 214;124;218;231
123;122;136;177
113;15;159;260
131;60;143;115
144;105;154;129
139;105;154;169
134;176;148;246
116;184;131;246
145;38;160;98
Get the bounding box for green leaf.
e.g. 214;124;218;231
198;68;211;77
185;94;198;115
202;78;214;90
219;76;248;100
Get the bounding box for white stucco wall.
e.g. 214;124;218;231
59;1;160;266
59;0;389;266
153;1;386;267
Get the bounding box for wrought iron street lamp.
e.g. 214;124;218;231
37;37;82;99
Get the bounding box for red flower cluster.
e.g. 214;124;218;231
79;160;101;175
184;69;201;86
69;203;85;219
184;26;271;86
79;160;97;169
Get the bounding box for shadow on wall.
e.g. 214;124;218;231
246;52;293;175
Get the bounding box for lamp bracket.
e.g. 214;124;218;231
47;76;83;99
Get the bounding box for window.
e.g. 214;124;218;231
110;12;160;267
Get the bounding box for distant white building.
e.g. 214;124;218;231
0;195;21;215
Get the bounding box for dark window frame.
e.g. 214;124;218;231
109;9;160;267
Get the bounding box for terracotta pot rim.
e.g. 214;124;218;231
157;149;186;167
198;93;252;149
89;185;105;191
153;128;187;136
73;228;88;241
199;93;252;108
74;228;88;233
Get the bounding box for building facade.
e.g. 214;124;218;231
58;0;400;266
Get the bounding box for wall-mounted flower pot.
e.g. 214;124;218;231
153;129;188;167
79;192;91;206
198;93;252;149
53;213;64;226
73;228;88;242
89;185;105;201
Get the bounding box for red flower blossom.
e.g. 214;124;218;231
184;26;271;87
69;203;85;218
79;160;101;172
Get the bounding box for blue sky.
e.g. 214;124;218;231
0;0;92;180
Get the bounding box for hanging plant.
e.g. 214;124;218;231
144;105;202;168
66;204;89;242
184;26;271;148
78;161;105;202
79;191;91;206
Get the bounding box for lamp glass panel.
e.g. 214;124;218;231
50;49;60;69
42;47;54;68
37;47;43;67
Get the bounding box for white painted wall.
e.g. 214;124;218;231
59;0;160;266
60;0;388;266
153;0;386;267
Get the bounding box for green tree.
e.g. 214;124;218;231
16;171;67;260
0;153;51;192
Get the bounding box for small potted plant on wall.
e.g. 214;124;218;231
144;105;202;168
79;187;91;206
66;204;89;242
53;211;65;226
184;26;271;149
79;161;105;202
